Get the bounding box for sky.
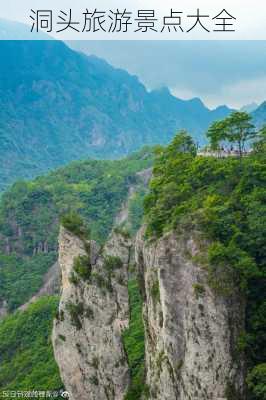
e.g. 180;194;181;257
69;40;266;109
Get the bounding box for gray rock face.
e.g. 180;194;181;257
135;228;246;400
52;227;132;400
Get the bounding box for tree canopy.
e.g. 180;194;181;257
207;111;256;156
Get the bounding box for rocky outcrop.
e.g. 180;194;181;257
115;167;152;228
52;227;132;400
135;227;246;400
53;221;247;400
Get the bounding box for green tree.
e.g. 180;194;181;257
253;125;266;154
206;120;227;154
166;130;197;157
225;112;256;156
207;112;256;157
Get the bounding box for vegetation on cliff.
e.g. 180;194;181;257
122;279;146;400
144;121;266;399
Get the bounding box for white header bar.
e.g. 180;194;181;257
0;0;266;40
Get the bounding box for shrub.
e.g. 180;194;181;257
113;226;131;239
151;279;160;305
122;280;145;400
60;212;90;240
193;283;205;297
73;255;91;281
69;272;79;286
66;301;84;330
247;363;266;400
91;272;113;293
103;255;123;272
89;375;99;386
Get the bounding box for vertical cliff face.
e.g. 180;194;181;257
135;227;246;400
52;227;132;400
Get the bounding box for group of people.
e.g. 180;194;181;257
198;146;252;157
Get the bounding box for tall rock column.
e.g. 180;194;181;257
53;226;131;400
135;228;246;400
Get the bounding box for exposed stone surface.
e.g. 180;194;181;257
115;167;152;227
19;262;60;312
52;227;132;400
135;227;246;400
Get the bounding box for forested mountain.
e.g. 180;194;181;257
0;34;265;399
0;40;232;192
0;127;265;399
0;297;62;394
0;148;152;311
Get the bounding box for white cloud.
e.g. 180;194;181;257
163;74;266;109
197;76;266;109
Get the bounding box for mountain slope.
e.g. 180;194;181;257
0;148;152;311
252;101;266;127
0;40;231;191
0;296;62;393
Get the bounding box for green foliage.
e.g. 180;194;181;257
91;272;113;293
103;256;123;272
247;364;266;400
89;375;99;386
0;252;56;311
253;125;266;154
151;279;160;305
207;111;256;155
113;225;131;239
0;150;152;309
65;301;84;330
128;190;147;235
0;296;62;393
144;130;266;396
73;255;91;282
122;280;145;400
58;334;66;342
193;283;205;297
60;212;90;240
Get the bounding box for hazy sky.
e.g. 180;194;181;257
69;41;266;109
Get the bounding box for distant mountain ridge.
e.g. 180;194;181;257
241;102;258;113
0;39;234;191
252;101;266;127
